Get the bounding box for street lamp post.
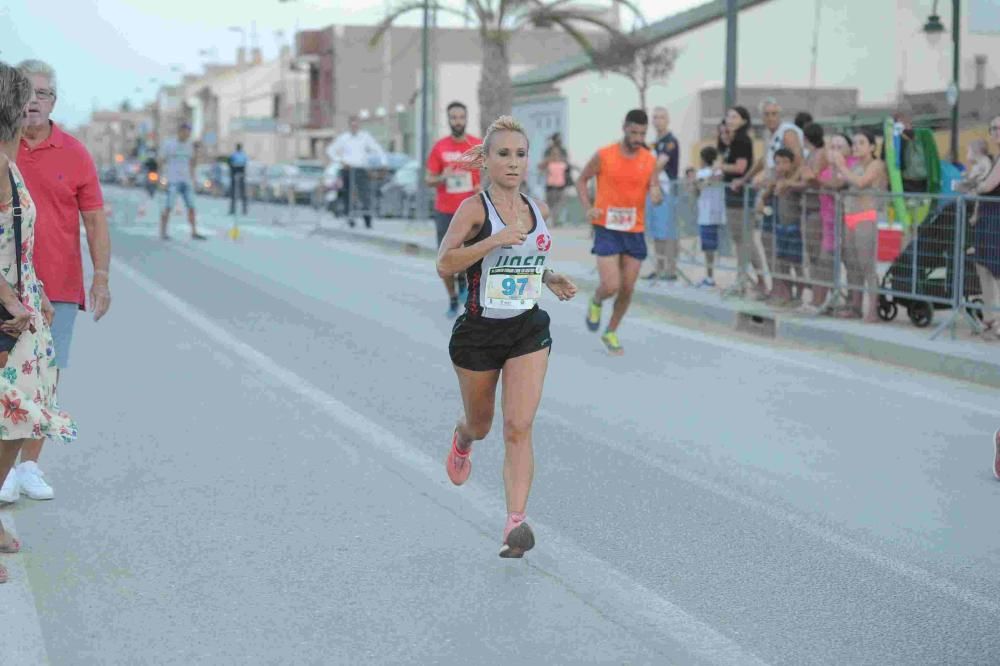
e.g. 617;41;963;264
417;0;430;220
923;0;960;163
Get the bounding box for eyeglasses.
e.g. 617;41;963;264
990;125;1000;133
34;89;55;102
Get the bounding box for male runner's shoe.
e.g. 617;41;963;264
445;430;472;486
993;429;1000;481
447;298;459;318
586;298;602;332
500;513;535;558
457;276;469;305
601;330;624;355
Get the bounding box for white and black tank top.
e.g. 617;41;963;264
464;191;552;320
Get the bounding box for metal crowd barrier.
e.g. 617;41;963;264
648;177;1000;340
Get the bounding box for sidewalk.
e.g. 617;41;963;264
309;215;1000;388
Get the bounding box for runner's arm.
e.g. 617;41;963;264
574;152;601;212
436;197;499;277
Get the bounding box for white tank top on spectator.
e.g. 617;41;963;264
468;191;551;320
162;138;196;184
764;121;804;169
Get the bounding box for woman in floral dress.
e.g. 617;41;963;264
0;62;76;584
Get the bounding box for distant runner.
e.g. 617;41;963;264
427;101;481;316
575;109;661;355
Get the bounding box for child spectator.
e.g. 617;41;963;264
756;147;804;305
694;146;723;287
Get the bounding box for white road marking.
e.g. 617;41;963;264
114;258;770;666
0;511;52;665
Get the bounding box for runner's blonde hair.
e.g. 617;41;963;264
457;115;529;170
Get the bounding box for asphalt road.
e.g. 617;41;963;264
2;188;999;665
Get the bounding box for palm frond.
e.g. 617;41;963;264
369;2;472;46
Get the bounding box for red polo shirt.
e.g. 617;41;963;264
17;122;103;309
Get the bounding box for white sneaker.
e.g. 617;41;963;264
16;462;54;500
0;468;18;503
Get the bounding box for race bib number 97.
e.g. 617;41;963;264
445;171;474;194
485;266;543;309
605;207;637;231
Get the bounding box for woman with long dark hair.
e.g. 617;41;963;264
720;106;765;295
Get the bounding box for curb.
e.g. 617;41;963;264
312;225;1000;389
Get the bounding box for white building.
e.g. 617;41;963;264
175;47;309;164
513;0;1000;183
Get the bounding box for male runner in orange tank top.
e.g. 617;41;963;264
575;109;661;355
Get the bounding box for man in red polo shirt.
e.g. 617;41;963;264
0;60;111;503
426;101;482;317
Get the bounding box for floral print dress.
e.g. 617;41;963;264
0;164;76;442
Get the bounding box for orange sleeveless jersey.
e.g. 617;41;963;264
593;143;657;233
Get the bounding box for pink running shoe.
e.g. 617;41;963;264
993;429;1000;481
499;512;535;558
445;430;472;486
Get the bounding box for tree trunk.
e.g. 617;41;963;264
639;87;647;114
478;34;513;137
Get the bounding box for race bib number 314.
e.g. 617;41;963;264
485;266;543;309
605;207;637;231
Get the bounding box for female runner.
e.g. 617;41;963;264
436;116;577;557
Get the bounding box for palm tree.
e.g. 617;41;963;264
370;0;644;136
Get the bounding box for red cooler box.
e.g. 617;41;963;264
877;223;904;263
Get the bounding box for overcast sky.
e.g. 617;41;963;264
2;0;703;129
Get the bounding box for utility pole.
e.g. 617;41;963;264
417;0;430;219
949;0;960;163
724;0;737;112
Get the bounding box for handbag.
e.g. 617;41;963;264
0;168;25;353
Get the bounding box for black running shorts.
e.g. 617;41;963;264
449;306;552;371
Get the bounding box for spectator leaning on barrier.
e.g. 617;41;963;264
739;98;805;189
0;59;108;504
829;130;887;323
756;147;804;306
327;115;387;229
538;133;571;228
969;116;1000;339
795;122;831;312
645;107;680;282
719;106;766;295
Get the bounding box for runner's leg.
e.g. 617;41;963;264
500;347;548;515
607;255;642;332
453;366;500;451
594;255;622;303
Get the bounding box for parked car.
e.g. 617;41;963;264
378;160;436;219
245;162;268;201
284;161;325;205
261;164;298;202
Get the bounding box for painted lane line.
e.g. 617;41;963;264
114;257;769;666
